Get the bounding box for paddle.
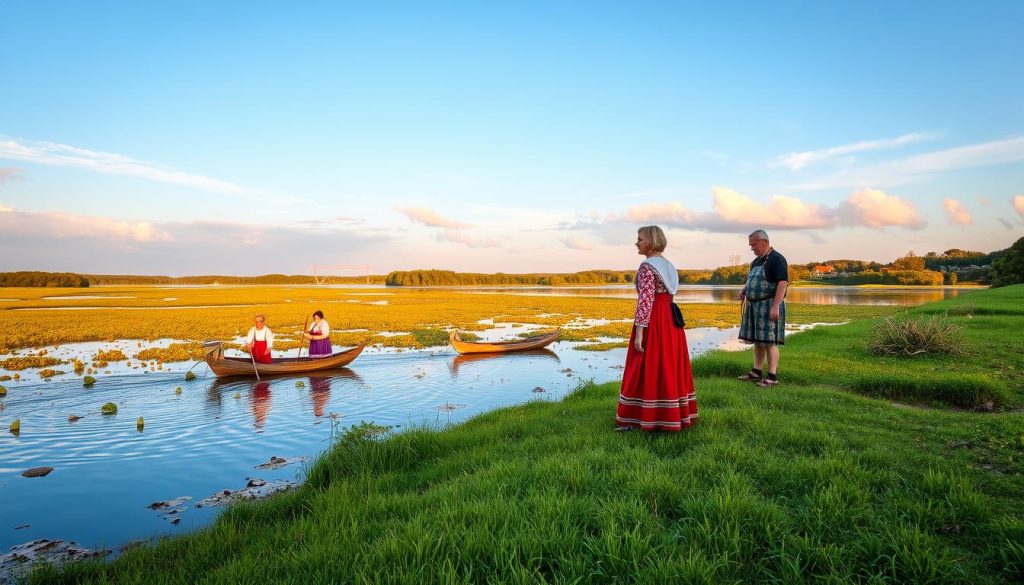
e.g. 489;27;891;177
249;349;261;381
296;315;309;360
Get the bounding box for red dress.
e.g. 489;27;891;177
616;263;698;431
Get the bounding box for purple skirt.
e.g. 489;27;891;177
309;338;332;356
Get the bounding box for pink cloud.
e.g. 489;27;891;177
1014;195;1024;217
434;229;498;248
0;206;172;242
562;235;595;251
712;187;833;229
942;198;972;225
619;202;695;226
0;167;22;184
838;188;926;229
395;207;471;229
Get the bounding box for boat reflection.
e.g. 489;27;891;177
449;348;560;377
206;368;363;426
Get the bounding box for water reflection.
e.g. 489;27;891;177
251;381;271;429
309;376;331;417
465;285;966;306
449;348;560;377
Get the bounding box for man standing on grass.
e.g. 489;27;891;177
736;229;789;387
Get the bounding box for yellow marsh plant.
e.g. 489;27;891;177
868;314;966;357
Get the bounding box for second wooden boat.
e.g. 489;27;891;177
202;341;364;378
448;329;559;354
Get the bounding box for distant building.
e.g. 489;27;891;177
812;265;835;275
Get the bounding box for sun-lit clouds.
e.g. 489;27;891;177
775;132;939;171
562;235;595;251
0;205;172;242
838;188;926;229
711;187;833;229
0;204;13;212
0;137;246;195
0;167;22;184
1014;195;1024;217
619;202;695;226
395;207;471;229
942;198;972;225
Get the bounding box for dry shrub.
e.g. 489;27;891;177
868;315;966;357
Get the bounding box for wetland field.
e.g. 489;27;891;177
4;284;1021;583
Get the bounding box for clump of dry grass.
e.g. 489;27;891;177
868;315;966;357
946;302;976;317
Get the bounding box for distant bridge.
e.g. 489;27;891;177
310;264;374;285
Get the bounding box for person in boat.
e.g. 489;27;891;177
303;310;332;357
242;314;274;364
737;229;789;387
615;225;698;432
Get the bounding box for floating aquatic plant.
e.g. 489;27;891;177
83;376;96;387
101;402;117;415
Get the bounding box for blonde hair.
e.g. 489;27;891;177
638;225;667;253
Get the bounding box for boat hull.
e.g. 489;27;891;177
203;341;364;378
449;329;559;354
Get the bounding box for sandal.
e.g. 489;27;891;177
756;378;779;388
614;426;634;433
737;370;762;382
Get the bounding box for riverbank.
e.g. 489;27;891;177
29;285;1023;583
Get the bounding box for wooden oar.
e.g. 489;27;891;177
296;316;309;360
248;346;261;381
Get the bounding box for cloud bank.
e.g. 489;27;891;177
942;198;972;225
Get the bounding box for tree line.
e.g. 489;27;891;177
0;271;91;287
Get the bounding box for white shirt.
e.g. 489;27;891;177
310;320;330;337
245;326;274;348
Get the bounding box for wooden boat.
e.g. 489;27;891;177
448;329;559;354
202;341;364;378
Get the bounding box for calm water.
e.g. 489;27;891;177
3;333;756;554
461;285;967;306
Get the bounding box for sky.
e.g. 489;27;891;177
1;1;1022;276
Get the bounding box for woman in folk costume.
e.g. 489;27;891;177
242;314;275;364
303;310;332;357
615;225;698;432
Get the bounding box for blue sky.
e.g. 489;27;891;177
1;1;1022;275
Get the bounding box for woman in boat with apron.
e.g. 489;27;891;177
243;314;275;364
303;310;333;357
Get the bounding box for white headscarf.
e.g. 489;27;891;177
641;256;679;294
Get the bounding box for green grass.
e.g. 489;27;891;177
697;286;1024;410
32;286;1024;584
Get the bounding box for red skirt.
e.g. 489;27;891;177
616;293;698;431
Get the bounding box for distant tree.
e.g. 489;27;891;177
891;255;926;271
989;236;1024;288
947;271;958;285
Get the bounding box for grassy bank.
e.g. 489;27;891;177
29;286;1024;583
696;285;1024;409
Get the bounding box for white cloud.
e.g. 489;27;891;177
0;138;246;194
942;198;972;225
562;235;595;251
395;207;471;229
838;188;926;229
711;187;833;229
0;204;13;212
1014;195;1024;217
776;132;939;171
784;136;1024;191
435;229;498;248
